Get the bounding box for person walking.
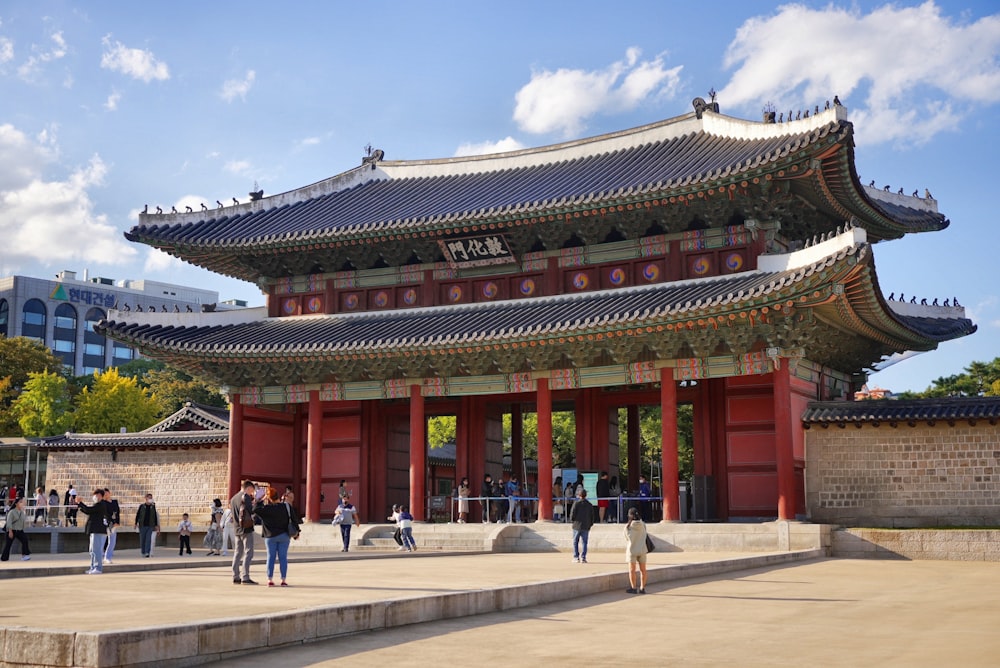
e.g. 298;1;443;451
230;480;257;585
103;488;121;564
253;486;301;587
569;488;594;564
398;505;416;552
624;507;649;594
77;489;110;574
134;493;160;558
456;477;470;524
205;498;224;556
1;496;31;561
387;504;405;550
47;489;60;526
333;499;360;552
32;487;47;525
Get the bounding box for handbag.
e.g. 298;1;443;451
644;534;655;553
285;502;300;539
331;513;344;525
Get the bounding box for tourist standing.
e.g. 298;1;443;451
77;490;110;574
1;496;31;561
64;484;78;527
480;474;493;523
398;505;416;552
569;488;594;564
608;475;621;523
638;475;651;522
552;476;564;522
230;480;257;585
134;493;160;558
253;486;301;587
103;488;120;564
624;507;649;594
456;477;470;524
597;471;611;523
221;505;235;557
48;489;60;526
505;475;522;523
205;498;224;556
334;499;360;552
177;513;193;555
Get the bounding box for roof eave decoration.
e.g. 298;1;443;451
99;229;975;388
803;397;1000;427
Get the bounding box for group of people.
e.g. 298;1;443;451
229;480;303;587
475;473;533;523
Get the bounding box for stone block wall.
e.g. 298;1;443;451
45;447;228;529
805;422;1000;527
832;528;1000;561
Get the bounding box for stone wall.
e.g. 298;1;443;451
45;447;228;529
832;528;1000;561
805;421;1000;527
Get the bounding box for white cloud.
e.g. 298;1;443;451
224;159;253;177
513;48;683;137
0;124;136;271
220;70;256;102
454;136;525;157
719;2;1000;147
100;35;169;82
144;248;185;273
17;30;68;81
104;90;121;111
0;37;13;65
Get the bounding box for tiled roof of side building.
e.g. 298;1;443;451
39;429;230;451
803;397;1000;425
144;401;230;432
127;110;945;261
99;242;972;359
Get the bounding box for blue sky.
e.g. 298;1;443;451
1;1;998;393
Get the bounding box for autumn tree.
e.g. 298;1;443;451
115;358;227;417
0;336;65;435
898;357;1000;398
72;368;160;433
11;370;73;436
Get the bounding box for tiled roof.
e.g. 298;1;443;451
145;402;229;432
802;397;1000;425
126;109;946;282
39;429;229;451
99;240;973;370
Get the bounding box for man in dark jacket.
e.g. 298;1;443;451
570;488;595;564
78;489;110;574
230;480;257;585
134;494;160;558
480;474;493;523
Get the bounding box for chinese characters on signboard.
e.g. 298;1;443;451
438;234;516;269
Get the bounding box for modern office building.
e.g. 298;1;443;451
0;270;226;376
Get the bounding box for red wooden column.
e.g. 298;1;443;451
536;378;553;521
660;369;680;522
305;390;323;523
227;395;244;497
773;362;795;520
409;383;426;520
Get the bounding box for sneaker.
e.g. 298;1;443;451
625;587;637;594
21;555;30;561
639;588;646;594
85;568;96;574
104;559;113;565
268;581;275;587
280;581;288;587
571;557;579;563
581;557;587;563
397;546;406;551
242;579;259;585
233;577;241;584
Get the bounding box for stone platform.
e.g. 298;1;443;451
0;544;822;667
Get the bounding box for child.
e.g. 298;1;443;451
387;504;404;551
398;505;416;552
178;513;193;555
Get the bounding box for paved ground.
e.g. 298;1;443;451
2;547;997;667
205;558;1000;668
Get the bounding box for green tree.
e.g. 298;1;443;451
427;415;456;449
502;411;577;467
72;368;160;433
617;404;694;484
905;357;1000;397
143;367;228;417
11;370;73;436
